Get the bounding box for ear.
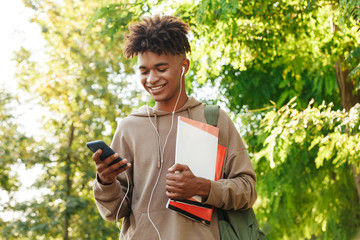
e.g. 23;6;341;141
182;58;190;75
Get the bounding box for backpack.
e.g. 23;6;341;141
204;105;266;240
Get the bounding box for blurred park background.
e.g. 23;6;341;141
0;0;360;239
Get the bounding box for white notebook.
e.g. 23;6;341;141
175;116;219;182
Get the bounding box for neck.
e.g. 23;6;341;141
155;95;188;112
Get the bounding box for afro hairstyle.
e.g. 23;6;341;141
124;15;191;58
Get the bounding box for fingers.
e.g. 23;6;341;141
165;168;187;198
92;149;102;164
166;171;184;183
97;157;129;173
167;164;192;183
165;183;184;194
165;178;192;200
166;190;183;199
92;150;131;184
168;163;189;173
97;160;131;185
93;150;122;168
104;152;120;166
165;177;183;199
166;164;199;199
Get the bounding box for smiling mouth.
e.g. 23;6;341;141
149;84;166;91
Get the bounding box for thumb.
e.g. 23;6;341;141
168;163;189;173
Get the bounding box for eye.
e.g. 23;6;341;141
140;71;149;75
158;68;168;72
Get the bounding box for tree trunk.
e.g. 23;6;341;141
334;61;360;203
334;61;360;111
331;4;360;204
64;121;75;240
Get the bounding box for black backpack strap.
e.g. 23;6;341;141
204;105;219;127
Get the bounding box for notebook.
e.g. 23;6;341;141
166;116;226;225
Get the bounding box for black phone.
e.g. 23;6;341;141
86;140;127;168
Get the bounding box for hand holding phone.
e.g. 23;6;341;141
86;140;127;168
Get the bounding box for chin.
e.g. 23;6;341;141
152;96;167;102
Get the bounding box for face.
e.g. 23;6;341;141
137;51;189;112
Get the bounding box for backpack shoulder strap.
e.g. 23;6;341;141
204;105;219;127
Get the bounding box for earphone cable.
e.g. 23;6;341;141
145;67;184;240
116;171;130;240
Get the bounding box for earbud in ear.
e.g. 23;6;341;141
182;66;185;74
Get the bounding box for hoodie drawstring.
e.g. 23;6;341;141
187;107;192;120
148;107;194;169
154;113;162;168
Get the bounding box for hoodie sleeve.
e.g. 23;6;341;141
93;121;133;221
203;108;257;210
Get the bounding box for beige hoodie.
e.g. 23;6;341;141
93;96;257;240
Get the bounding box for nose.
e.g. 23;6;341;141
146;70;159;84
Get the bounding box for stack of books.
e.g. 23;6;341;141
166;116;226;225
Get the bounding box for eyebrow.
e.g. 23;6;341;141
139;62;169;69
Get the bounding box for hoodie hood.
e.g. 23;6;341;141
130;96;203;117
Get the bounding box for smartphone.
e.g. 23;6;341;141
86;140;127;168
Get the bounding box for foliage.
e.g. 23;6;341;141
2;0;148;239
0;89;46;192
0;89;21;192
0;89;52;237
338;0;360;95
339;0;360;26
169;0;359;112
90;0;360;111
2;0;360;239
252;98;360;239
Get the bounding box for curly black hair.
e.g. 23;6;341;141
124;15;191;58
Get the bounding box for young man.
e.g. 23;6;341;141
92;15;257;240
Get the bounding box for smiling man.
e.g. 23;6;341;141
92;15;257;240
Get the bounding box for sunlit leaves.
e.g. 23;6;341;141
339;0;360;26
0;90;33;192
3;0;360;239
4;0;143;238
87;0;359;110
260;98;359;168
168;0;358;111
254;99;360;239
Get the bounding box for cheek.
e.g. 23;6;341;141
140;78;152;94
162;71;177;84
140;77;146;87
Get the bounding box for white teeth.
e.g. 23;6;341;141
151;85;164;90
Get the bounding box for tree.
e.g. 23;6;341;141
90;0;360;238
6;0;359;239
253;99;360;239
171;1;360;238
3;0;148;239
0;89;22;192
98;0;359;109
179;0;359;111
0;88;51;237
